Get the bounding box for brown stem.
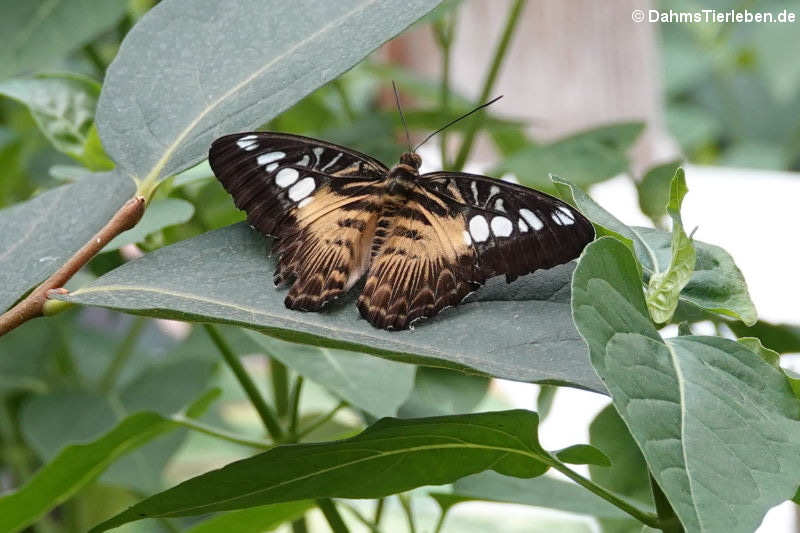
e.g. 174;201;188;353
0;196;146;337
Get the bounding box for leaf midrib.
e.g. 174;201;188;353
141;0;381;183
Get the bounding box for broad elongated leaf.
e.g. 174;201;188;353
572;237;800;533
96;0;442;183
729;320;800;354
553;175;756;325
398;366;489;417
0;412;177;533
57;223;604;391
0;0;127;79
102;198;195;252
246;331;416;418
644;169;695;323
0;170;134;312
183;501;313;533
495;123;644;191
636;160;681;223
452;471;641;520
89;410;551;532
0;74;110;167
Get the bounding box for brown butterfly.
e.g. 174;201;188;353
209;106;593;330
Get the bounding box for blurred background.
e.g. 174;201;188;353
1;0;799;531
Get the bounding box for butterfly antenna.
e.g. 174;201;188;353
392;81;414;153
414;95;503;152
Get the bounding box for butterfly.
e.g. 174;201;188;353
209;131;594;330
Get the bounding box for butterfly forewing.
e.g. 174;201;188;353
209;132;389;310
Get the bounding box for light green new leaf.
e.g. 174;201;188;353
0;170;134;312
0;0;127;80
644;169;695;324
89;410;551;532
495;123;644;191
572;237;800;533
737;337;780;367
96;0;442;184
183;501;313;533
636;160;682;223
0;73;111;167
452;471;641;520
101;198;195;252
553;175;756;325
246;331;415;418
57;223;603;391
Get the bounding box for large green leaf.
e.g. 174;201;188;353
0;73;112;167
246;331;416;418
96;0;442;183
729;320;800;354
0;170;134;312
572;237;800;532
554;175;756;325
0;0;127;80
398;366;489;417
101;198;195;252
0;412;178;533
89;410;551;532
183;501;313;533
494;123;644;191
636;160;682;223
57;223;604;391
452;471;640;520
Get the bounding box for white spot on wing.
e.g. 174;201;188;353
298;197;313;208
469;215;490;242
495;198;506;212
275;168;299;188
313;147;324;164
518;219;529;232
321;152;343;171
556;206;576;224
297;155;310;167
257;151;284;166
519;208;544;230
266;163;278;172
463;230;472;245
470;181;479;202
489;185;500;198
236;136;258;150
288;177;315;201
491;216;513;237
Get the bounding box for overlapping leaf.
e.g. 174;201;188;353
58;223;604;391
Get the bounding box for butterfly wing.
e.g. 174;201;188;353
357;172;594;329
209;132;389;310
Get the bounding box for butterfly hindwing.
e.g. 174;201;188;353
209;132;389;310
420;172;595;282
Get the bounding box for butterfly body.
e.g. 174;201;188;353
209;132;594;330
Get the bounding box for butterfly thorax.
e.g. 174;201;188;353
386;151;422;195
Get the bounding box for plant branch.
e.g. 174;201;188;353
316;498;350;533
270;357;290;418
295;400;346;441
548;460;660;528
288;375;305;439
451;0;526;171
0;196;146;337
170;414;272;450
203;324;285;442
100;316;147;392
398;494;417;533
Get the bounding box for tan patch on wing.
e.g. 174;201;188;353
357;199;479;330
273;184;380;311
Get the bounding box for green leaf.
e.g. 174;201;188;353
644;169;696;324
636;160;682;223
89;410;551;532
398;367;489;417
96;0;443;183
589;404;653;533
102;198;194;252
0;412;176;533
553;444;610;467
452;471;641;519
535;384;557;422
553;175;756;325
182;501;313;533
737;337;780;367
58;223;604;391
0;73;102;164
729;320;800;354
0;170;134;312
0;0;127;80
246;331;416;418
495;123;644;191
572;237;800;533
